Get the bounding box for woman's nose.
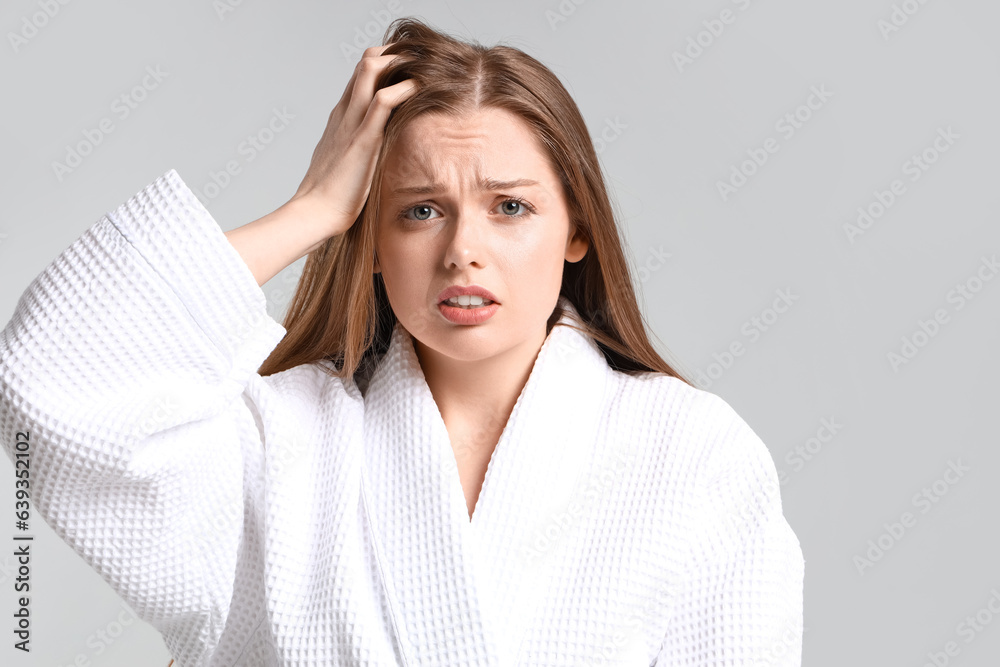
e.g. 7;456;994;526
442;209;487;269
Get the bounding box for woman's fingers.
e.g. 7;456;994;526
289;41;417;237
337;78;419;221
336;44;389;109
343;44;404;131
357;78;419;147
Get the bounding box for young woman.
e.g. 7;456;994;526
0;17;804;667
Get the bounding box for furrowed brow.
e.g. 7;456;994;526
392;178;540;196
479;178;540;191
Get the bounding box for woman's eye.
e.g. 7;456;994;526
499;200;523;216
406;205;439;221
401;198;534;222
496;198;534;217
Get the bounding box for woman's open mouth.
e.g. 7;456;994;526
438;296;500;324
441;295;495;309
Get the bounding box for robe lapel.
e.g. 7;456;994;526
361;297;610;665
469;299;611;664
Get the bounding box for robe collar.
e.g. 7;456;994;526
360;296;612;665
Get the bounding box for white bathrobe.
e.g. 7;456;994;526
0;170;804;666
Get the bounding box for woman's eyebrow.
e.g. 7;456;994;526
392;178;540;196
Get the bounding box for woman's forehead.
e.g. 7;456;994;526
383;109;559;191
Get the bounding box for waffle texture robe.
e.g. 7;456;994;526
0;169;804;666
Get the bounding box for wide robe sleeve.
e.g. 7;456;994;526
0;169;287;665
653;393;805;666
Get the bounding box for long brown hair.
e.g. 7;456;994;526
257;17;691;387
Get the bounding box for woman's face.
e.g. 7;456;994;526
374;106;588;364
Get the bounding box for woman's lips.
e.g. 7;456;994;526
438;301;500;324
436;284;501;304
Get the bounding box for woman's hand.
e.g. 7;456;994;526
290;43;418;237
224;43;417;287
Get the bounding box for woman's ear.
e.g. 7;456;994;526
565;224;589;263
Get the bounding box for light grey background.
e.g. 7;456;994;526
1;0;998;665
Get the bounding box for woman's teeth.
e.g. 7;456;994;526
444;295;494;308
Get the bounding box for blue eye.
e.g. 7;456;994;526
410;204;432;220
496;197;535;218
404;205;439;221
398;197;536;223
499;200;523;216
